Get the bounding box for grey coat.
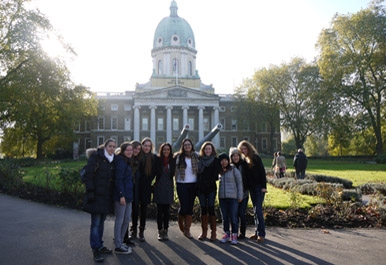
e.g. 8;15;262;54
218;166;243;201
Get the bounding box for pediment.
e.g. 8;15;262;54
134;86;219;100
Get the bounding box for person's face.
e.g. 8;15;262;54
239;145;248;156
142;141;152;154
124;145;133;158
162;145;171;158
232;153;240;163
105;141;116;156
203;144;213;157
220;158;229;168
133;145;141;157
183;141;192;153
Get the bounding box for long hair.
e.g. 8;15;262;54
117;142;132;163
176;138;195;168
141;137;154;176
199;141;217;157
237;140;258;167
158;142;173;159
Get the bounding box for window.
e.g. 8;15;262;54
173;118;179;131
188;118;194;130
220;118;226;130
98;117;105;130
172;58;178;74
261;122;267;132
111;117;118;130
203;118;209;131
262;138;267;151
219;106;225;112
142;117;149;131
231;120;237;130
124;104;131;111
124;117;130;131
85;120;90;132
158;60;163;75
157;118;164;131
74;122;80;132
111;104;118;111
273;138;278;151
220;137;225;148
232;137;238;148
85;138;91;149
231;106;236;112
97;136;104;146
188;61;192;76
124;136;131;142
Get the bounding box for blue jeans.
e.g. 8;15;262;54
114;201;132;248
238;196;249;234
90;213;107;250
250;185;266;238
198;191;216;215
219;198;239;234
176;183;197;216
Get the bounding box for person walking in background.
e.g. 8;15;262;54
293;148;308;179
237;140;267;243
83;139;116;262
153;142;176;241
134;137;157;242
271;152;278;177
175;138;199;239
229;147;249;239
125;140;142;245
276;151;287;178
218;153;243;245
113;142;134;254
197;141;220;241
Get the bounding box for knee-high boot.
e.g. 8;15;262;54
178;215;185;233
209;215;217;241
184;215;193;239
198;215;208;240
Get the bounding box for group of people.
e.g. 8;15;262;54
271;149;308;179
82;138;267;262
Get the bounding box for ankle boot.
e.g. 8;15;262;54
184;215;193;239
178;215;185;233
163;229;169;240
139;228;145;242
209;215;217;241
157;229;163;241
198;215;208;240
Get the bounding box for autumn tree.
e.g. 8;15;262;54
317;1;386;155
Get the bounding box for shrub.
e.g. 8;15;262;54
341;189;362;202
375;154;386;164
57;167;85;195
309;174;353;189
0;159;24;189
358;183;386;195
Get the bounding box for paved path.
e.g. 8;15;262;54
1;193;385;265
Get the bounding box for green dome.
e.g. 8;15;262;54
153;1;196;51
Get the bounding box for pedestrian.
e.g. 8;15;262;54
133;137;157;242
175;138;199;239
113;142;134;254
83;139;116;262
218;153;243;245
126;140;142;244
197;141;221;241
293;148;308;179
276;151;287;178
153;142;176;241
272;152;278;177
229;147;249;239
237;140;267;243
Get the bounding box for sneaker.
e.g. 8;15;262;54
231;233;238;245
220;233;230;243
115;246;132;254
129;230;137;239
99;246;112;254
163;229;169;241
93;249;104;262
157;230;163;241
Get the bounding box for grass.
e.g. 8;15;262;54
21;158;386;209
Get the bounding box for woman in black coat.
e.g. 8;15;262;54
83;139;116;262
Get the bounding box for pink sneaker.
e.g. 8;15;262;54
231;233;238;245
220;233;230;243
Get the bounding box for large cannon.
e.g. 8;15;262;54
194;123;223;150
172;124;190;150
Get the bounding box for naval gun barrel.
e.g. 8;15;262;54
172;124;190;150
194;123;222;150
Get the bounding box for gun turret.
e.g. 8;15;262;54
172;124;190;150
194;123;223;150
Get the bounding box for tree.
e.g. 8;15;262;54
317;1;386;155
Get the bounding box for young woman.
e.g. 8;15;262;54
229;147;249;239
237;140;267;243
134;137;157;242
218;153;243;245
197;141;220;241
175;138;199;239
153;142;176;241
113;142;134;254
83;139;116;262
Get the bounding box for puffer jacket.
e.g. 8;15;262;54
83;148;115;214
218;166;243;201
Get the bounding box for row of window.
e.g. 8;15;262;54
105;104;236;113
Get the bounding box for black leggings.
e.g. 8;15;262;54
156;204;170;230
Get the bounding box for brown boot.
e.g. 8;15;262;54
198;215;208;240
184;215;193;239
209;215;217;241
178;215;185;233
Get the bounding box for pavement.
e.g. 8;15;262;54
1;193;385;265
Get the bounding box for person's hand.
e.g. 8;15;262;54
120;197;126;205
261;188;267;193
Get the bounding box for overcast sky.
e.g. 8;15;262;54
31;0;370;94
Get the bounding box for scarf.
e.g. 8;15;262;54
104;149;114;163
163;157;170;173
198;155;215;173
177;152;199;180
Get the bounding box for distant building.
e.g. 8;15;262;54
75;1;280;154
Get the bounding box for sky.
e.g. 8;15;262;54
30;0;371;95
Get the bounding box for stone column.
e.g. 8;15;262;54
198;106;205;141
213;106;220;148
182;106;189;126
133;105;141;140
150;105;157;142
166;106;173;143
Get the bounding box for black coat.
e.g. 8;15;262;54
197;157;220;194
138;153;157;205
245;154;267;190
83;148;115;214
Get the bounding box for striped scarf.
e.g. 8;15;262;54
176;152;199;180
